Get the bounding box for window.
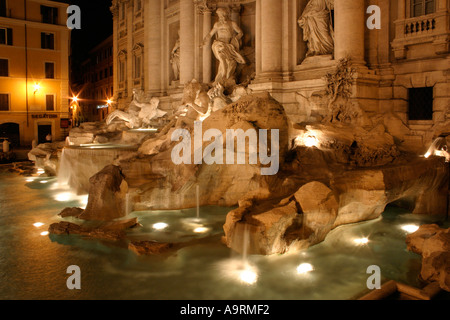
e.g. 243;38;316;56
0;58;8;76
119;60;125;82
0;93;9;111
41;32;54;50
46;95;54;111
0;0;6;18
408;87;433;120
110;66;113;76
411;0;435;17
135;0;142;12
0;27;12;45
134;55;141;79
41;6;58;24
120;3;126;21
45;62;55;79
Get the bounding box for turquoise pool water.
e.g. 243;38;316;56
0;165;447;300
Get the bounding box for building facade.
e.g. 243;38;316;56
71;35;114;123
110;0;449;153
0;0;70;147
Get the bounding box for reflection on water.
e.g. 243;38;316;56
0;167;448;300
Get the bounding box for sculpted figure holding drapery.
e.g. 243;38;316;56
298;0;334;57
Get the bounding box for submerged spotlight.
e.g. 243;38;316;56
33;222;44;228
153;222;168;230
401;225;419;233
239;268;258;285
354;237;369;245
40;231;49;236
296;263;314;274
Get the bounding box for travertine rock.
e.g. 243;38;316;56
128;241;174;256
77;165;129;221
406;224;450;292
48;218;139;241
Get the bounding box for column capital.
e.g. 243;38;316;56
194;0;216;15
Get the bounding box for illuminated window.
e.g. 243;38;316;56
45;62;54;79
0;93;9;111
411;0;436;17
0;58;8;76
0;27;12;45
408;87;433;120
46;95;55;111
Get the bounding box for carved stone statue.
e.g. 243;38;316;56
106;89;167;128
203;7;246;88
170;30;181;81
298;0;334;57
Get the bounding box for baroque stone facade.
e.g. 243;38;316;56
110;0;450;154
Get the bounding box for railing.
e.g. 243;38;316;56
404;16;436;35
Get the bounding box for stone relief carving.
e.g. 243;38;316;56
298;0;334;57
203;7;246;89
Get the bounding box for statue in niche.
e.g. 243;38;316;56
170;30;181;81
298;0;334;57
203;7;246;89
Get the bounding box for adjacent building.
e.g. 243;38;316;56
71;34;114;123
0;0;70;146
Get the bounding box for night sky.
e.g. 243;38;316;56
65;0;113;64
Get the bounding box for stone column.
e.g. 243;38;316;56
202;8;213;84
126;0;134;98
398;0;405;19
180;0;196;84
334;0;366;67
146;0;162;94
256;0;283;81
110;3;119;100
230;4;241;26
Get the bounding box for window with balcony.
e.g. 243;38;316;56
0;27;12;45
408;87;433;120
0;93;9;111
41;5;58;25
0;58;8;77
411;0;435;17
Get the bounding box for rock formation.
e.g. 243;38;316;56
406;224;450;292
77;165;129;221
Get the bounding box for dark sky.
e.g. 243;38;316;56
66;0;113;63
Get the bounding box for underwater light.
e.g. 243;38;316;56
40;180;49;184
54;192;73;202
33;222;44;228
40;231;49;236
296;263;314;274
354;237;369;245
153;222;168;230
239;268;258;285
401;224;419;233
194;227;209;233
